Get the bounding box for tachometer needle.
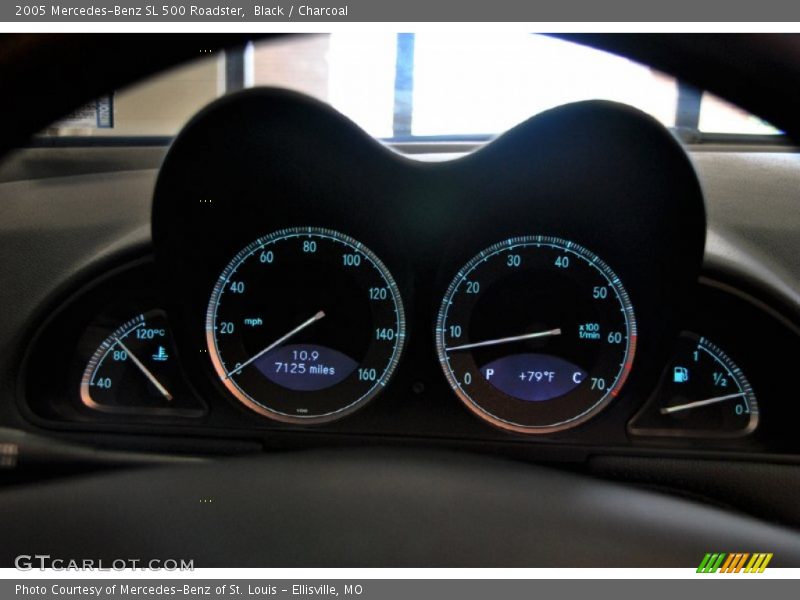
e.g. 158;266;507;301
114;337;173;401
660;391;746;415
445;328;562;352
225;310;326;379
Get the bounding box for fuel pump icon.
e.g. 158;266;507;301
673;366;689;383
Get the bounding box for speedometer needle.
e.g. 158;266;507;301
114;337;173;401
660;391;746;415
445;328;562;352
224;310;326;379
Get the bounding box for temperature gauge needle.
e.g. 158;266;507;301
225;310;326;379
660;391;746;415
446;328;562;352
114;337;173;401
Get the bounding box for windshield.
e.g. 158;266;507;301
40;33;781;142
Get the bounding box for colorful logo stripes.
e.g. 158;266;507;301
697;553;773;573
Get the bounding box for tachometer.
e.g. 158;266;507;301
436;236;636;434
206;227;405;423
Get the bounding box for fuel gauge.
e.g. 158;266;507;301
80;310;203;416
629;332;758;438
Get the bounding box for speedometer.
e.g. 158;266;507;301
436;236;636;434
206;227;405;424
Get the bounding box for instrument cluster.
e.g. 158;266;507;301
19;89;800;458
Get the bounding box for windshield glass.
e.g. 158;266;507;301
40;33;781;142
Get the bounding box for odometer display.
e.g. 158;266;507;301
206;227;405;423
436;236;636;434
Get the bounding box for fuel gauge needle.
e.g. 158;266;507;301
446;328;561;352
114;337;173;401
225;310;326;379
660;391;746;415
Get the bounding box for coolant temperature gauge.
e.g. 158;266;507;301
629;332;758;437
80;310;203;416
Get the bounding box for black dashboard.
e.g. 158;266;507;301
6;32;800;570
11;88;800;463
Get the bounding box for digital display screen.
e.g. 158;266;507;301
255;344;358;392
480;353;586;402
